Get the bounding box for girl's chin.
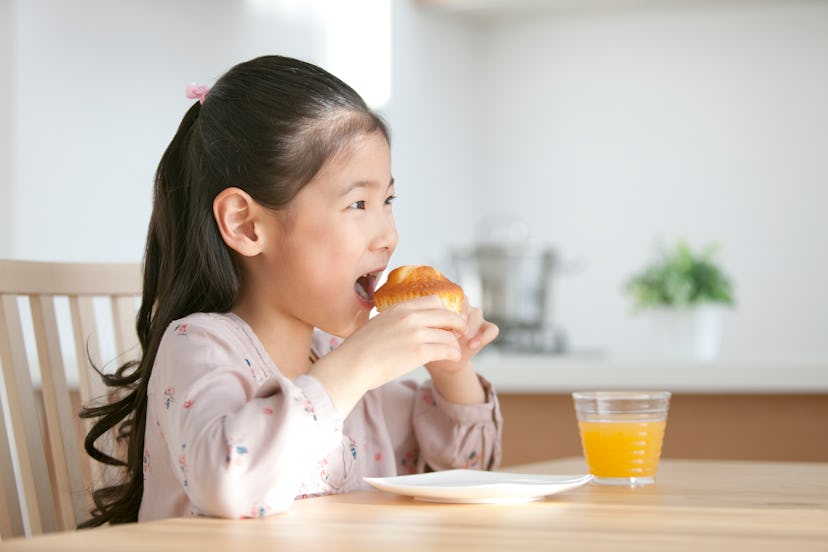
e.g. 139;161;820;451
322;309;370;339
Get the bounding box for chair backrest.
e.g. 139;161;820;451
0;259;142;538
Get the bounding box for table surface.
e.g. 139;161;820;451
3;458;828;551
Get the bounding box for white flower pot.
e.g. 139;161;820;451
649;304;724;362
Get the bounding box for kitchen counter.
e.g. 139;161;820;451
410;351;828;465
470;352;828;393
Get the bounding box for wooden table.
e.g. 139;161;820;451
3;458;827;551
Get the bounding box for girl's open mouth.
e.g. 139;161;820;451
355;272;379;303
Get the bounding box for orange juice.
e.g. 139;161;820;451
578;420;666;479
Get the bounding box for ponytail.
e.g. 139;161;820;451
79;101;241;527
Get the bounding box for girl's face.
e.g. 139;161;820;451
263;130;397;338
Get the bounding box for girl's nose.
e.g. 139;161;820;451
373;213;398;252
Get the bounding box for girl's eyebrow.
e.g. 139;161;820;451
339;177;395;196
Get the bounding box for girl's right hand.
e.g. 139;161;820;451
309;295;467;416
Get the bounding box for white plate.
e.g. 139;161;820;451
363;469;592;504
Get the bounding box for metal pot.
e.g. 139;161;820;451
450;242;557;332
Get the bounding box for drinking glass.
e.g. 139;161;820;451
572;391;671;486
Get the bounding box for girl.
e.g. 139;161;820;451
80;55;502;525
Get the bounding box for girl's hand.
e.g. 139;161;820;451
426;297;498;374
425;298;499;404
310;295;467;415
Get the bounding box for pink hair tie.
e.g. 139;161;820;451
185;82;210;104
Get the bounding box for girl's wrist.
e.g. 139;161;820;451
308;351;371;417
426;363;486;405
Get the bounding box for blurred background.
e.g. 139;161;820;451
2;0;827;361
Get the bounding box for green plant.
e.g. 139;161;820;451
625;240;735;311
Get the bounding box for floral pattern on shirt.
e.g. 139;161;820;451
225;437;249;469
178;443;189;488
143;447;151;480
164;386;175;409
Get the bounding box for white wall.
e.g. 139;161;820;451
0;0;15;257
9;0;324;263
385;1;483;267
474;0;828;358
5;0;827;360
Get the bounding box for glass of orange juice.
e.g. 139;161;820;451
572;391;671;486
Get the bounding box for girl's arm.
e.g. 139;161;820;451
413;376;503;471
309;295;469;416
424;299;499;404
150;319;341;518
379;376;503;473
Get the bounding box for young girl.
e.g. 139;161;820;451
80;55;502;525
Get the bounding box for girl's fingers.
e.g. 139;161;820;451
463;307;484;338
374;294;501;362
467;321;499;351
482;322;500;347
387;297;467;334
422;341;462;363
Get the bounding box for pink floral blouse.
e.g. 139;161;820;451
138;312;502;520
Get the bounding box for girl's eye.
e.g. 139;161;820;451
349;200;366;210
385;194;397;206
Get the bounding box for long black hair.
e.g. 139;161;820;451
79;55;389;527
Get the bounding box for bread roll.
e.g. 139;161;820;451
374;265;464;314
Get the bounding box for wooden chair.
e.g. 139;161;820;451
0;260;142;538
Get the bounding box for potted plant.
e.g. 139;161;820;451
625;240;735;361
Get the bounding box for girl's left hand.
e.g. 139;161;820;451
425;297;499;376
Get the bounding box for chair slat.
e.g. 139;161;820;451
68;295;108;499
0;295;57;535
0;388;26;538
111;296;139;361
69;296;103;407
29;296;88;530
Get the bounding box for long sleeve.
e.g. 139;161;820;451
141;314;342;519
409;376;503;472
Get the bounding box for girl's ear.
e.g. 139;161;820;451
213;187;265;257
